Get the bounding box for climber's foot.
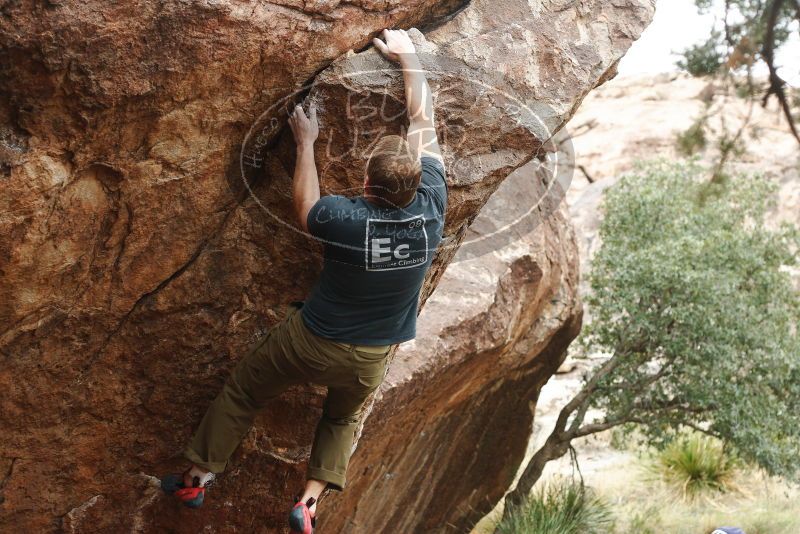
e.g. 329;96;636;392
289;494;317;534
160;465;216;509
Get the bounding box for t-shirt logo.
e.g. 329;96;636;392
365;215;429;271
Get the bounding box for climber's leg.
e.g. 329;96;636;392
306;374;383;492
183;305;308;474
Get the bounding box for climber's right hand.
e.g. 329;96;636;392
372;28;416;64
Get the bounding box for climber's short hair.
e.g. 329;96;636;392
365;135;422;208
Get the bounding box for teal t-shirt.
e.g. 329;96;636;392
301;157;447;345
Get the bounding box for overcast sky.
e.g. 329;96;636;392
617;0;800;85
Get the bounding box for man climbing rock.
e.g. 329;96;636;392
160;28;447;532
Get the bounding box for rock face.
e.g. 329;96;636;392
0;1;654;532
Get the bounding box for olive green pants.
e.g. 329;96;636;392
183;302;392;491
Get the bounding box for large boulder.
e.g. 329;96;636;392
0;0;654;531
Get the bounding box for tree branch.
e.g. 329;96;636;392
761;0;800;144
577;164;595;184
554;352;624;436
572;416;647;438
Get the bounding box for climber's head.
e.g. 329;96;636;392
364;135;421;209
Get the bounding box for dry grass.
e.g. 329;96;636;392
471;434;800;534
605;462;800;534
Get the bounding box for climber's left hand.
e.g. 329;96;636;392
288;103;319;148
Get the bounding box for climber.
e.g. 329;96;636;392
160;28;447;533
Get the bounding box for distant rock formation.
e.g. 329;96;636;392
567;72;800;283
0;0;654;531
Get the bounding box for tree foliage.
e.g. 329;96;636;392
582;157;800;478
677;28;725;77
500;158;800;525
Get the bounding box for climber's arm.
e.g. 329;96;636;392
402;53;442;162
288;104;320;233
373;29;442;162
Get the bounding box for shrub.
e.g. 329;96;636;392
494;479;614;534
676;29;724;77
676;116;709;156
649;433;740;498
500;158;800;520
582;158;800;480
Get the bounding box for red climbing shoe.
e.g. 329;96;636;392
160;466;216;509
288;494;317;534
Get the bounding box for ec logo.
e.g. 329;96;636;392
365;216;428;271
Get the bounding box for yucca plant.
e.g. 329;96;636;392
493;479;614;534
649;433;740;498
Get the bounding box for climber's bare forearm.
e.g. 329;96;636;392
287;103;320;232
399;54;442;161
373;29;442;161
293;145;320;233
398;54;431;125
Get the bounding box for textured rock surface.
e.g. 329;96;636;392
0;0;653;531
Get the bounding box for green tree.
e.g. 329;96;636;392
499;158;800;525
676;28;725;77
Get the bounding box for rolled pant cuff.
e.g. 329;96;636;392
307;466;345;492
183;446;228;474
